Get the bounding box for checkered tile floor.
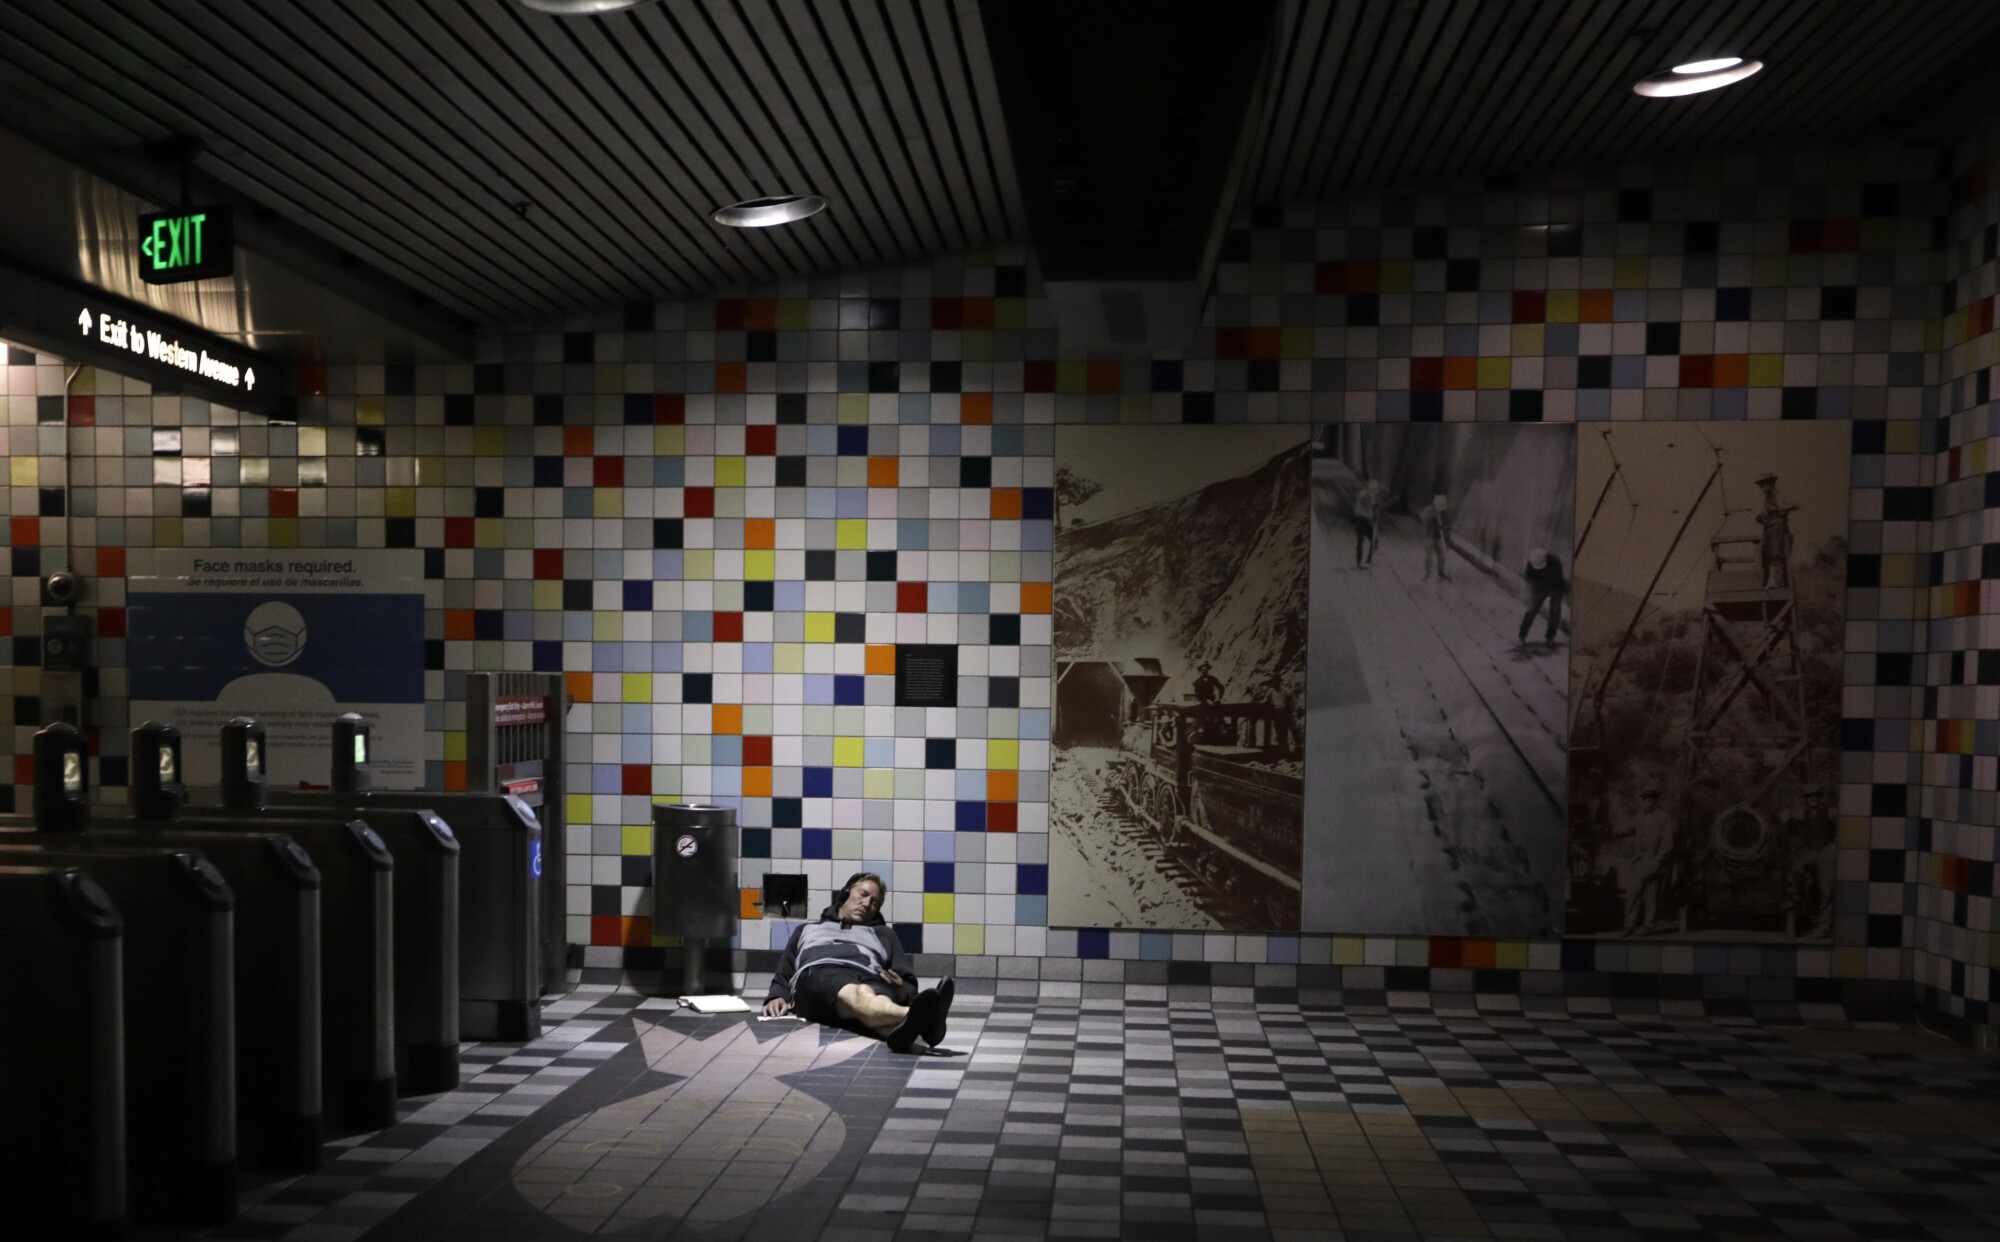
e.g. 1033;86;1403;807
178;984;2000;1242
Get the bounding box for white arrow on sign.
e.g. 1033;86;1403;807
244;367;256;391
77;308;91;335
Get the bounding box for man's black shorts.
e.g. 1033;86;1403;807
791;964;914;1025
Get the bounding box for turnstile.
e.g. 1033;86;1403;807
0;865;126;1241
274;789;544;1040
22;849;238;1226
0;827;324;1173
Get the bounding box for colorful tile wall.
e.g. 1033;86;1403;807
1916;118;2000;1031
0;139;1955;1010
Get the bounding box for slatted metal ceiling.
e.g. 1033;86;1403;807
1;0;1993;329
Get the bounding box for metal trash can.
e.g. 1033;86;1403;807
652;804;738;994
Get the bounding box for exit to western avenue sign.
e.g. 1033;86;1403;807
137;206;234;285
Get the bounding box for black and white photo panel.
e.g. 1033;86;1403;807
1303;424;1574;938
1566;422;1848;942
1050;425;1310;932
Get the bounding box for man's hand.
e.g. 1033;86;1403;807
879;968;903;987
761;996;793;1017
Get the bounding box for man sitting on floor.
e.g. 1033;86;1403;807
760;871;954;1052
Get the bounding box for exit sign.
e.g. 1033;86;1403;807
137;206;234;284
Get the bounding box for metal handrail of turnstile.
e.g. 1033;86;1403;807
0;865;126;1241
0;824;325;1174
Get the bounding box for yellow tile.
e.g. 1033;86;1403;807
1056;361;1089;393
994;299;1027;330
355;394;386;426
533;580;565;609
864;768;894;798
1510;324;1544;355
987;739;1018;770
1494;940;1529;970
476;427;507;456
715;456;746;487
1747;354;1786;387
593;489;623;518
265;518;295;547
623;673;652;702
1331;936;1366;965
682;549;713;580
1379;261;1412;293
1613;256;1649;288
954;924;985;954
774;644;805;673
443;731;467;762
836;519;867;550
622;824;652;855
475;517;507;547
744;550;776;580
1545;290;1579;322
1879;555;1915;589
833;737;864;767
1884;421;1924;454
384;487;417;518
1752;254;1789;286
414;454;445;485
804;613;835;643
1281;327;1314;359
10;456;36;486
836;393;871;423
778;300;810;330
592;611;623;640
567;793;594;825
923;893;955;923
1475;357;1511;389
654;426;685;455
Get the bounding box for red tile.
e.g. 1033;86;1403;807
1409;357;1445;390
1678;354;1715;387
743;736;773;766
1429;937;1464;968
67;395;95;426
931;297;964;329
444;517;475;548
1214;327;1248;360
1024;360;1056;392
96;607;126;639
715;298;746;330
96;547;126;577
897;582;927;613
746;425;777;456
269;488;299;518
712;612;743;643
684;487;715;518
534;549;565;579
9;517;38;547
622;764;651;795
593;456;624;488
1511;291;1546;323
654;394;686;424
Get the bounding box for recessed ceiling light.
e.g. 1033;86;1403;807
518;0;657;15
712;195;828;228
1632;56;1763;98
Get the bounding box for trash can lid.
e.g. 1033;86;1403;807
654;803;736;828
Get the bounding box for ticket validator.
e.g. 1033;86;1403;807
220;717;268;809
129;720;186;821
330;713;373;793
33;721;90;833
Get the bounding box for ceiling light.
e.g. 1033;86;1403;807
518;0;658;15
711;195;828;228
1632;56;1763;98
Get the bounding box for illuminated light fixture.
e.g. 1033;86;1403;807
1632;55;1763;98
712;194;828;228
519;0;658;15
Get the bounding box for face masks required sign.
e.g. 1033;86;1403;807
126;549;426;788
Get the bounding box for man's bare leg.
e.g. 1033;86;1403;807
833;983;907;1036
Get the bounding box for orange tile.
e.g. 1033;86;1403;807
1713;354;1749;387
740;887;765;919
991;487;1022;519
743;766;772;797
868;456;899;487
565;671;594;703
1020;582;1052;614
745;518;776;549
443;761;468;792
563;426;593;456
712;703;743;734
1442;357;1478;390
960;393;993;424
865;644;897;675
1462;939;1497;969
443;610;475;640
1578;289;1615;322
744;299;779;330
987;770;1018;802
96;547;126;577
715;362;747;393
1087;360;1120;392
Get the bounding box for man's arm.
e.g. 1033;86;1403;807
879;925;918;994
765;924;804;1003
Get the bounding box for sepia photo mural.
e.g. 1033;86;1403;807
1302;424;1574;938
1050;426;1309;931
1566;423;1848;941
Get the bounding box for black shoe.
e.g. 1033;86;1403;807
887;990;937;1053
924;978;954;1047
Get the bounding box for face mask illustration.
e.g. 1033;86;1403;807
243;601;309;667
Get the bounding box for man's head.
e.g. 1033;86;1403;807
1755;472;1778;492
1433;493;1448;511
1528;547;1549;570
836;871;886;922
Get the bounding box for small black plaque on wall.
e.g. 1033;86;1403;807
894;644;958;708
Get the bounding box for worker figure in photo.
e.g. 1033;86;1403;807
1352;477;1383;567
1754;472;1799;589
1518;547;1567;647
1422;493;1451;581
1615;787;1675;934
761;872;953;1053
